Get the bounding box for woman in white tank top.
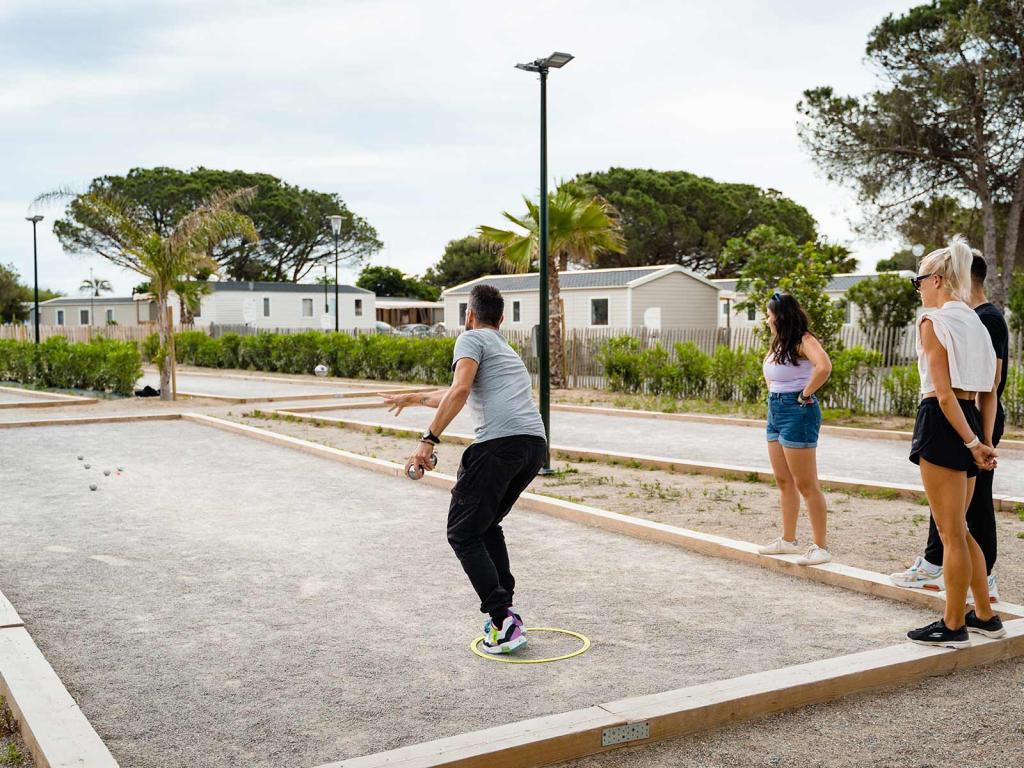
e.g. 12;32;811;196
905;237;1004;648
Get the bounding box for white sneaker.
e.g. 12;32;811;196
890;556;944;591
967;573;1000;604
796;544;832;566
758;537;801;555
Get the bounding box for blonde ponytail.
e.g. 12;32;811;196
919;234;973;302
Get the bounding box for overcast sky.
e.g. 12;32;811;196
0;0;919;297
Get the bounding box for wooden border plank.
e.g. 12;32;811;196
552;403;1024;452
0;590;22;629
315;622;1024;768
0;385;95;404
0;627;118;768
187;414;1022;621
0;413;183;429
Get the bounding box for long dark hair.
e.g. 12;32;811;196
767;292;811;365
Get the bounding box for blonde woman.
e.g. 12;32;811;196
906;236;1004;648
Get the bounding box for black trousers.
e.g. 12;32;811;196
446;435;547;615
923;419;1002;574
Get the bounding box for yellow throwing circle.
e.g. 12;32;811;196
469;627;591;664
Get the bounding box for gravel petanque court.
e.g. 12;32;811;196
0;386;61;404
136;371;376;399
0;420;937;767
315;404;1024;497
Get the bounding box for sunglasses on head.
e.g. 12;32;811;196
910;273;937;290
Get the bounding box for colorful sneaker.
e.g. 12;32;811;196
482;615;528;654
890;556;944;591
758;537;801;555
483;607;523;634
907;619;970;649
967;573;1000;604
796;544;831;566
964;610;1006;639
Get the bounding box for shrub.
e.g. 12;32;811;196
672;342;711;398
882;364;921;418
820;346;882;411
1005;366;1024;428
596;337;643;393
738;350;768;403
639;344;674;396
0;337;141;396
709;346;747;400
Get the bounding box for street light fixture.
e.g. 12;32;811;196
515;50;573;474
328;214;344;332
25;215;43;344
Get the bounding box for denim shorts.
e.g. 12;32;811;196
766;392;822;449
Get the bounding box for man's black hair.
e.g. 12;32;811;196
469;284;503;326
971;253;987;285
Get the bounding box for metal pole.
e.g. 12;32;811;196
323;264;329;313
31;220;40;345
538;67;552;473
333;232;340;332
90;267;95;326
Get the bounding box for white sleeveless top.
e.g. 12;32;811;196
916;301;996;395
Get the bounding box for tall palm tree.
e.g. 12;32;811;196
478;185;624;387
38;187;258;400
174;278;213;325
79;275;113;297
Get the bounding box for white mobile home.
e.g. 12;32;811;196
189;281;376;330
442;265;720;330
35;295;175;327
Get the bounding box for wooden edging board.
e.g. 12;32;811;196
156;367;427;392
187;413;1024;621
0;413;183;429
314;620;1024;768
552;403;1024;453
0;385;97;408
264;408;1024;515
0;586;117;768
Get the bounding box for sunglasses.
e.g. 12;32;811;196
910;273;937;290
770;291;784;302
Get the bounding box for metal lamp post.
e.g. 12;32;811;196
515;51;573;473
328;215;344;332
323;263;329;313
25;215;43;344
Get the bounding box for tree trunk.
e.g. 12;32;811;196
547;254;566;389
1000;167;1024;308
157;293;173;401
978;191;1002;305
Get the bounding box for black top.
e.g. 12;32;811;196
974;303;1009;400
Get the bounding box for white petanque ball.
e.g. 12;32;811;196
314;364;328;377
89;484;97;491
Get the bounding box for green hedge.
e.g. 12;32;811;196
145;330;457;385
0;337;142;396
596;337;896;412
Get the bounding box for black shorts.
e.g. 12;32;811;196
910;398;981;478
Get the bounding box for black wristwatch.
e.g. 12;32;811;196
420;429;441;445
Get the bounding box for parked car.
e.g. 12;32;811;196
395;323;432;338
375;321;395;335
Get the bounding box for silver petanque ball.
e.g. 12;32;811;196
89;484;97;491
84;464;91;469
104;470;111;476
314;364;328;377
406;452;439;481
77;455;84;461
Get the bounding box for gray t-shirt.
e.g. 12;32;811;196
451;328;547;444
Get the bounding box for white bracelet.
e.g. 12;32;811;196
964;436;980;449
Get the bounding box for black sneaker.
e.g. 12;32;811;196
965;610;1006;639
907;619;970;649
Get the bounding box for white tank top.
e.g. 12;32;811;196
916;301;996;395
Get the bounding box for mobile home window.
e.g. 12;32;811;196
512;300;521;323
105;308;115;324
355;299;363;317
56;309;65;326
302;298;314;317
193;300;201;318
79;309;90;325
263;297;271;317
458;302;468;325
721;301;729;317
590;298;609;326
747;306;756;321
